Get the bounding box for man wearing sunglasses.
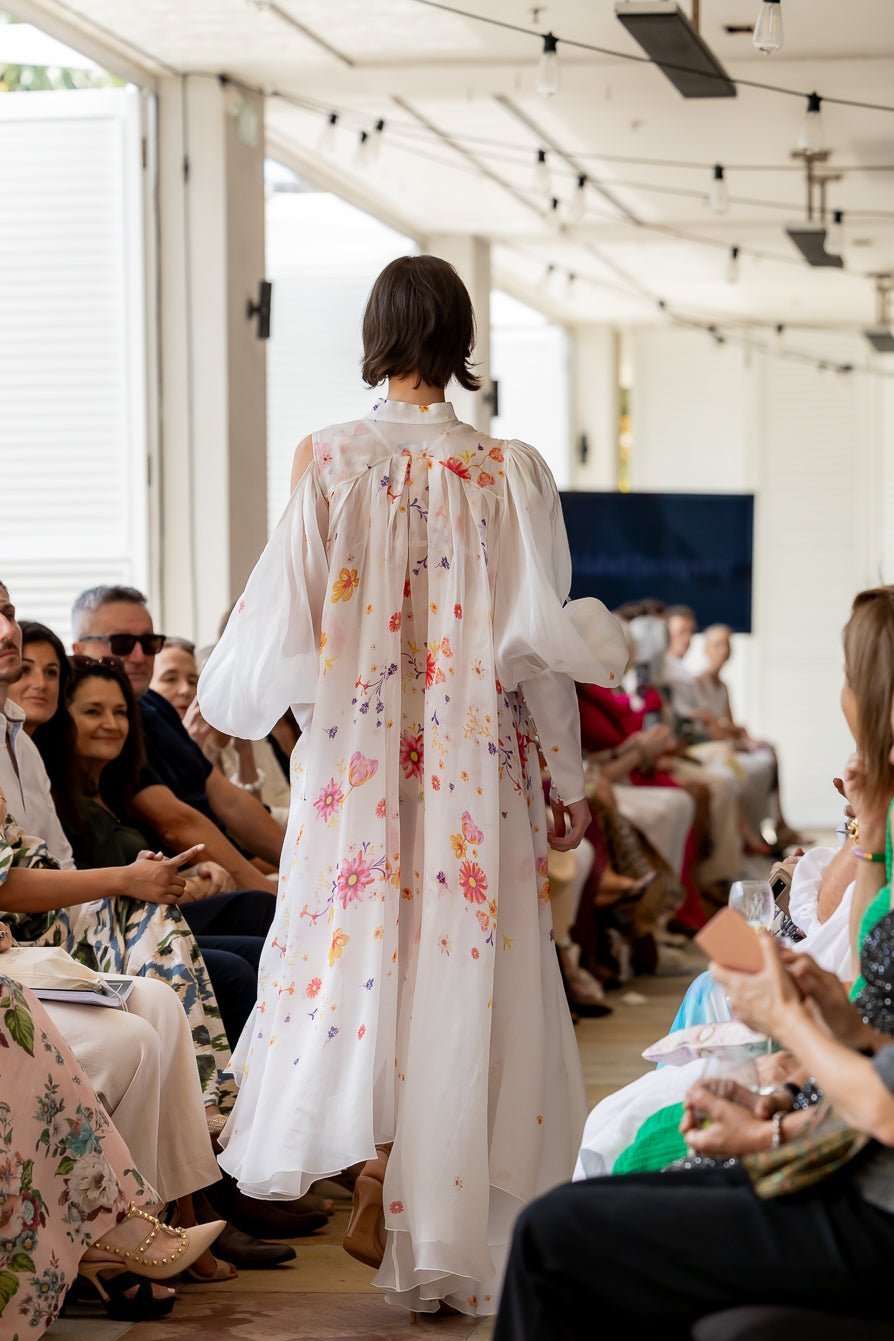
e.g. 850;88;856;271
73;586;286;894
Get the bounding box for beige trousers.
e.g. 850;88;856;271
46;976;221;1202
670;757;743;883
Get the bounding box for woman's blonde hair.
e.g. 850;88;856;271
843;585;894;811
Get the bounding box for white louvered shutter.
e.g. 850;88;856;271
0;87;148;644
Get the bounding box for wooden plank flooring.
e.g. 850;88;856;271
50;949;701;1341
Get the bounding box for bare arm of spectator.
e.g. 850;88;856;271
204;770;286;868
131;782;270;890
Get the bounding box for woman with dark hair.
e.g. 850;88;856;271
198;253;627;1318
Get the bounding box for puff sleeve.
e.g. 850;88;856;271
494;443;628;804
198;464;329;740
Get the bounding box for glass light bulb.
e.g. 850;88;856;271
534;149;550;196
726;246;740;283
368;119;385;163
798;92;824;153
709;165;729;215
354;130;370;167
827;210;844;256
319;112;338;154
568;175;587;224
772;323;784;354
536;33;560;96
753;0;783;53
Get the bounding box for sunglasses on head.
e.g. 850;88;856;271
70;653;125;670
79;633;167;657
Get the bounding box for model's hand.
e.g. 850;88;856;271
681;1084;771;1157
549;797;591;852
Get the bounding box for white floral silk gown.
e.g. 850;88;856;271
199;399;627;1316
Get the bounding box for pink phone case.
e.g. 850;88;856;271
695;906;764;974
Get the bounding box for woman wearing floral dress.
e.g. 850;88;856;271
199;255;627;1317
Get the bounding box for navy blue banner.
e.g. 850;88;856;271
559;491;754;633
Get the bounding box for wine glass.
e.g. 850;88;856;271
729;880;775;930
686;1047;761;1159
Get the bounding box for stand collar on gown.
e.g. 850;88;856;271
368;398;458;425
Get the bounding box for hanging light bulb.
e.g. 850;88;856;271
354;129;370;167
709;164;729;215
568;174;587;224
726;245;740;283
566;271;577;296
534;149;550;197
772;322;785;354
536;32;560;96
548;196;562;230
798;92;824;154
368;118;385;162
319;111;338;154
827;209;844;256
753;0;783;53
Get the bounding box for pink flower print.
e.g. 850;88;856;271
404;578;411;599
450;833;467;859
313;778;344;823
238;599;246;614
459;860;488;904
488;446;504;462
437;933;452;955
337;854;376;908
375;798;387;819
476;470;495;487
389;611;401;632
348;751;378;788
454;603;463;619
399;730;424;780
441;457;471;480
425;650;438;688
389;1200;404;1214
470;947;480;960
305;977;322;999
461;811;484;844
358;1024;366;1039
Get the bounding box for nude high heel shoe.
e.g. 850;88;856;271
79;1203;226;1306
343;1147;388;1269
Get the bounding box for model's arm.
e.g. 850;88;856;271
204;770;285;867
131;783;268;890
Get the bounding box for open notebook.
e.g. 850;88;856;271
1;945;134;1008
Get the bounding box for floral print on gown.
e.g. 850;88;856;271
0;794;235;1112
0;975;153;1340
199;399;627;1316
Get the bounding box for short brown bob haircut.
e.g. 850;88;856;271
843;584;894;814
361;255;481;392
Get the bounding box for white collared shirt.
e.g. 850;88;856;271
0;699;76;870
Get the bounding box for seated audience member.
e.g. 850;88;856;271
0;963;223;1332
9;621;271;1052
151;638;292;825
71;585;286;871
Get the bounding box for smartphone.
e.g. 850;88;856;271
695;906;764;974
770;868;793;915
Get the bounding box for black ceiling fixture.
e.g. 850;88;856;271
865;276;894;353
615;1;736;98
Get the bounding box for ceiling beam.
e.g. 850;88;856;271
4;0;167;85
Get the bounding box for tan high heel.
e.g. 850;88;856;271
343;1146;390;1269
80;1204;226;1301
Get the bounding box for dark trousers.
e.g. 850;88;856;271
182;890;274;1048
494;1166;894;1341
694;1307;894;1341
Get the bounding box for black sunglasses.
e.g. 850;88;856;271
79;633;167;657
70;653;125;670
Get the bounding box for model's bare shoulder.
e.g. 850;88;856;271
290;435;315;493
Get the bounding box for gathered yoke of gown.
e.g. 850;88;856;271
198;398;627;1316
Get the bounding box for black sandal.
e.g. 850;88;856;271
72;1268;176;1321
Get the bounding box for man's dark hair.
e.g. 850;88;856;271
361;255;481;392
72;585;148;638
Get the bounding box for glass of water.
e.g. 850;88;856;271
729;880;775;930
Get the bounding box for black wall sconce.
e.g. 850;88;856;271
247;279;272;340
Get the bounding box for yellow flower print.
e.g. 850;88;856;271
328;927;349;967
331;567;360;603
450;833;467;859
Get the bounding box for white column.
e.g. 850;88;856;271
569;325;620;490
423;234;492;432
155;74;267;647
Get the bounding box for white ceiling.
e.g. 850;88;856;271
15;0;894;332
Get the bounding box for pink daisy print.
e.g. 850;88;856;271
389;1200;404;1214
336;854;376;908
314;778;344;823
459;860;488;904
470;947;480;960
389;611;402;632
399;730;424;780
375;798;387;819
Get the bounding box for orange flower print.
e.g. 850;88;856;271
348;751;378;787
306;977;322;998
441;457;471;480
375;798;387;819
476;909;490;932
454;603;463;619
336;854;376;908
488;446;504;462
399;730;424;780
331;567;359;603
328;927;349;968
389;611;402;632
476;470;495;487
440;636;453;658
459;860;488;904
470;947;480;960
431;774;442;792
461;811;484;844
313;778;344;823
389;1201;404;1214
450;833;467;859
